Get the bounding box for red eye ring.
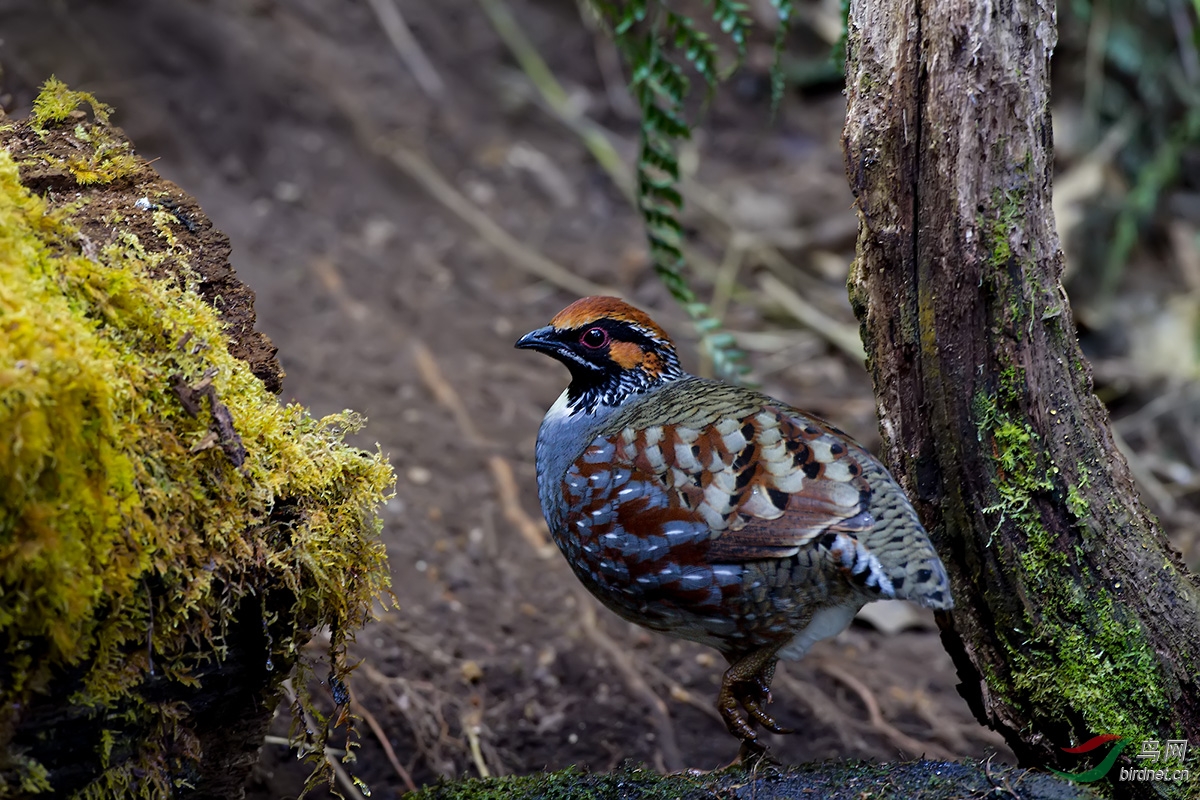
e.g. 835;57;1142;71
580;327;609;348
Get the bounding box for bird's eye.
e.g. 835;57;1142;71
580;327;609;348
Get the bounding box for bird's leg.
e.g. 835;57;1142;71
717;646;791;745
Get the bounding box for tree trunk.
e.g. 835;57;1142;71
842;2;1200;798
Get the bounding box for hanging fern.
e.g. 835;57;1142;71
769;1;796;111
587;1;793;380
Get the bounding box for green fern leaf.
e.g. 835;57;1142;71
768;0;795;113
595;1;790;380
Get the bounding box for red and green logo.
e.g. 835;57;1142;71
1049;734;1130;782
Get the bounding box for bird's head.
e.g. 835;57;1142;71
515;296;685;415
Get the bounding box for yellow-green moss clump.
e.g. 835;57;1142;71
27;77;140;185
0;81;394;797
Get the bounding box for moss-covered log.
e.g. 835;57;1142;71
0;80;395;798
409;760;1100;800
842;2;1200;798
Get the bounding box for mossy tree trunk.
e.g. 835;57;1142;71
842;1;1200;797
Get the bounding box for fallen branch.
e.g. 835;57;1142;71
477;0;634;199
413;340;493;447
489;455;556;559
380;139;612;298
365;0;445;99
277;11;612;299
312;256;371;321
477;2;870;364
758;272;866;363
462;708;492;778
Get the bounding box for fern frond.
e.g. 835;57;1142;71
709;0;752;61
767;0;795;113
665;12;720;88
593;1;803;380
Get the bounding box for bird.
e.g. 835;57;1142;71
515;295;953;754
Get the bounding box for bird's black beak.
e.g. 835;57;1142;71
514;325;560;354
516;324;602;375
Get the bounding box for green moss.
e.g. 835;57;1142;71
30;76;111;129
23;77;139;185
1066;476;1089;521
975;367;1053;555
1;83;394;796
1016;589;1169;727
974;369;1171;766
411;761;1100;800
979;173;1044;342
982;185;1024;271
412;764;705;800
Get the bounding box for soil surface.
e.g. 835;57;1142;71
2;1;1081;796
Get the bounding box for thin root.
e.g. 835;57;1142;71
352;690;418;793
488;455;555;557
816;662;962;761
413;340;493;447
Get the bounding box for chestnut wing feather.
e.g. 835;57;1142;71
606;404;876;564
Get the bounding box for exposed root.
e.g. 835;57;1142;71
773;670;873;753
353;690;418;793
814;662;963;761
891;684;1008;753
981;753;1024;799
639;659;725;725
359;662;465;778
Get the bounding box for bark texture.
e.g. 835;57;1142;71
842;2;1200;797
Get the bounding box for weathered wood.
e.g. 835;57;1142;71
843;2;1200;797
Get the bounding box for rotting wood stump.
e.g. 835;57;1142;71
0;80;394;798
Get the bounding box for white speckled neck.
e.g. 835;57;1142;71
534;387;628;532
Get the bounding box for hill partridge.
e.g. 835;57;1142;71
516;296;953;751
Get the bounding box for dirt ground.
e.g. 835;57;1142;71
2;2;1196;798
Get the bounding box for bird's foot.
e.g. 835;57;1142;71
682;738;778;775
717;677;760;743
717;650;792;748
735;738;781;768
734;673;793;734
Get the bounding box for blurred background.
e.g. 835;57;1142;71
1;0;1197;796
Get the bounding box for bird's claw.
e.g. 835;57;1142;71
718;667;792;745
736;678;792;734
745;698;793;734
717;682;760;742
